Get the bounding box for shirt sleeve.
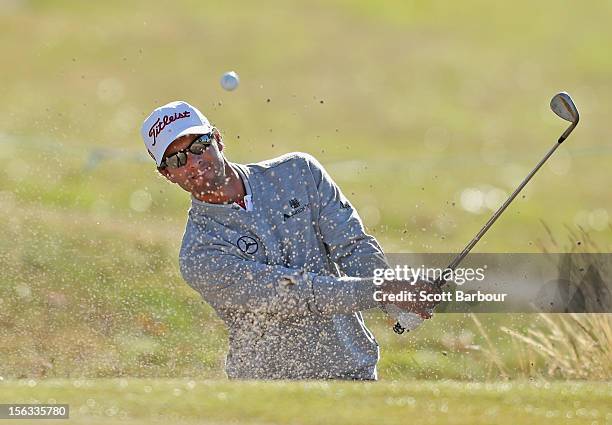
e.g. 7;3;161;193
179;222;380;317
303;154;390;278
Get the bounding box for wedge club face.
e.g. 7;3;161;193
550;92;578;121
550;92;579;143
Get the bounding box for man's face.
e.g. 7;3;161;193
158;132;227;194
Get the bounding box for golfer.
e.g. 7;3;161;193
140;100;438;380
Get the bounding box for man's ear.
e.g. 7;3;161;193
213;129;224;151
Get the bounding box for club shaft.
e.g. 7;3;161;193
443;140;562;277
393;136;573;333
559;121;578;143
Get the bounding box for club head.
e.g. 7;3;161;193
550;92;579;122
550;92;579;143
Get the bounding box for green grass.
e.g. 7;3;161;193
0;0;611;393
0;379;610;425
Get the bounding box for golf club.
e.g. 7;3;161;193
392;92;580;334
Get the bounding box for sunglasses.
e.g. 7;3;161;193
159;131;216;170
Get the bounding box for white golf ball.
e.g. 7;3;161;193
220;71;239;91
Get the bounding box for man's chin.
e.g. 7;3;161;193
187;176;224;193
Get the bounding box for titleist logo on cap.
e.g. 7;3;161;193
148;110;191;145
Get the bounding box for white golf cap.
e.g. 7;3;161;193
141;100;213;166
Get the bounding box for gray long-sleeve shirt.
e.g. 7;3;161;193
179;152;389;379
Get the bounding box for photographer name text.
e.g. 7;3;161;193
373;290;507;303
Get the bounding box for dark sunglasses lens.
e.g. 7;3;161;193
165;152;187;169
176;152;188;167
189;141;210;155
161;133;214;169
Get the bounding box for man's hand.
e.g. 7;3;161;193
379;279;442;319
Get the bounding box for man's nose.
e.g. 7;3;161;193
186;152;206;168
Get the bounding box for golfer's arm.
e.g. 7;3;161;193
179;247;380;317
325;232;389;278
306;154;390;278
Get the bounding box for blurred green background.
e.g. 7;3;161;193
0;0;611;385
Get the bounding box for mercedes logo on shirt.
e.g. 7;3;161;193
237;236;259;254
